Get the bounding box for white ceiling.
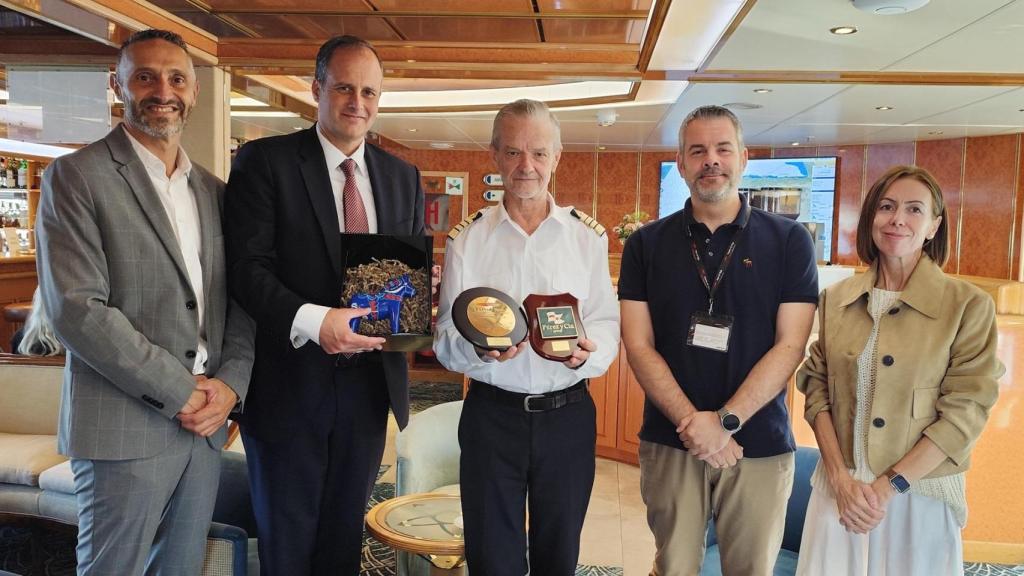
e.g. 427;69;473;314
233;0;1024;150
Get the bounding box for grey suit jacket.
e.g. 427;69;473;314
36;126;255;460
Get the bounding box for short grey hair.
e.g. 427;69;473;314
115;29;191;85
677;105;744;152
490;99;562;151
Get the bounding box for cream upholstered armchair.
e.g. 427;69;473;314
394;400;463;576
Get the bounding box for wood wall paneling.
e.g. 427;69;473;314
818;145;865;266
639;151;674;222
915;138;966;274
594;152;640;255
959;134;1020;278
553;152;598;214
771;146;818;159
1014;138;1024;281
864;142;916;190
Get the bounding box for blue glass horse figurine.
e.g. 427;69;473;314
348;274;417;334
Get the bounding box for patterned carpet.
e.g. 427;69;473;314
2;380;1020;575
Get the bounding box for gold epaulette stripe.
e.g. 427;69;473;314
570;208;607;237
447;208;487;240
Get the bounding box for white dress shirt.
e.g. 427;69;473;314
123;126;208;375
434;195;621;393
289;127;378;348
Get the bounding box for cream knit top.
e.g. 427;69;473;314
811;287;968;526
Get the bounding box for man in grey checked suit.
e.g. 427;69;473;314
35;29;254;575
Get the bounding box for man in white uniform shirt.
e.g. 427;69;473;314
36;29;254;575
434;98;620;575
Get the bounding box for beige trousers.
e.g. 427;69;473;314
639;440;795;576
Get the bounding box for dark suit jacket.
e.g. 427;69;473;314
225;127;424;438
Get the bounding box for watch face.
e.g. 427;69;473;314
889;473;911;494
722;413;741;432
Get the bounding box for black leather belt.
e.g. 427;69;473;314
470;380;588;413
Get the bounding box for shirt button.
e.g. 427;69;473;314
704;238;711;244
882;355;894;366
873;417;886;428
888;307;900;315
185;350;196;359
185;300;197;310
707;251;714;257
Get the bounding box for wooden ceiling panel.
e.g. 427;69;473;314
366;0;534;12
536;0;653;13
144;0;197;12
174;12;251;38
541;19;644;44
389;17;540;43
225;15;402;40
203;0;368;10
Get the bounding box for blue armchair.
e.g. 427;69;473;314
700;446;820;576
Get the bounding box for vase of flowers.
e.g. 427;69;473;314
612;210;650;245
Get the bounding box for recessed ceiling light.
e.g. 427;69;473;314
875;105;894;111
597;146;607;151
406;59;416;63
753;88;773;94
928;130;944;135
407;128;418;132
830;26;858;35
293;126;304;130
429;142;454;149
790;142;801;146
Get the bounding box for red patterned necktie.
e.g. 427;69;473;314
341;158;369;233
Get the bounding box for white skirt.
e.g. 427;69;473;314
795;485;963;576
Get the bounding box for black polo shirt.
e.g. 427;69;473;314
618;195;818;458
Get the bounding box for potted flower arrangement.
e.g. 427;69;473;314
612;210;650;245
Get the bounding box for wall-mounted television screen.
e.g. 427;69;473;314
659;157;838;262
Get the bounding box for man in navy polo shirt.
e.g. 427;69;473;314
619;105;818;576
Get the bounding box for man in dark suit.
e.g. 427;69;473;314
224;35;425;575
36;29;254;575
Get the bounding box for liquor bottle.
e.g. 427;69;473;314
4;159;14;188
0;158;6;189
16;160;27;189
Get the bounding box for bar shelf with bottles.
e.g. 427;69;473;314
0;155;43;259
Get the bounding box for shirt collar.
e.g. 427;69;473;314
122;124;192;179
836;254;946;319
316;124;367;177
683;193;751;235
486;193;563;235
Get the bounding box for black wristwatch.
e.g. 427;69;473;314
886;469;911;494
717;407;742;433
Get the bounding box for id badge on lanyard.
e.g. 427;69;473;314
685;215;745;353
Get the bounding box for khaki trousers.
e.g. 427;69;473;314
639;440;794;576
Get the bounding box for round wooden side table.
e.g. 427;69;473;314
365;493;465;575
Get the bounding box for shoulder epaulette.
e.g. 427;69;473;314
447;208;487;240
570;208;606;237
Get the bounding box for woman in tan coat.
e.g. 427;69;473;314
795;165;1003;575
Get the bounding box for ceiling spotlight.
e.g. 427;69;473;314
875;105;894;110
596;110;617;127
928;130;944;135
790;142;801;146
597;145;607;151
407;128;418;132
852;0;930;15
406;59;416;63
429;142;454;149
753;88;773;94
830;26;858;35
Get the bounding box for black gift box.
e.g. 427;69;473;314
340;233;433;352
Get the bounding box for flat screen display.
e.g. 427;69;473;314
659;157;838;262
